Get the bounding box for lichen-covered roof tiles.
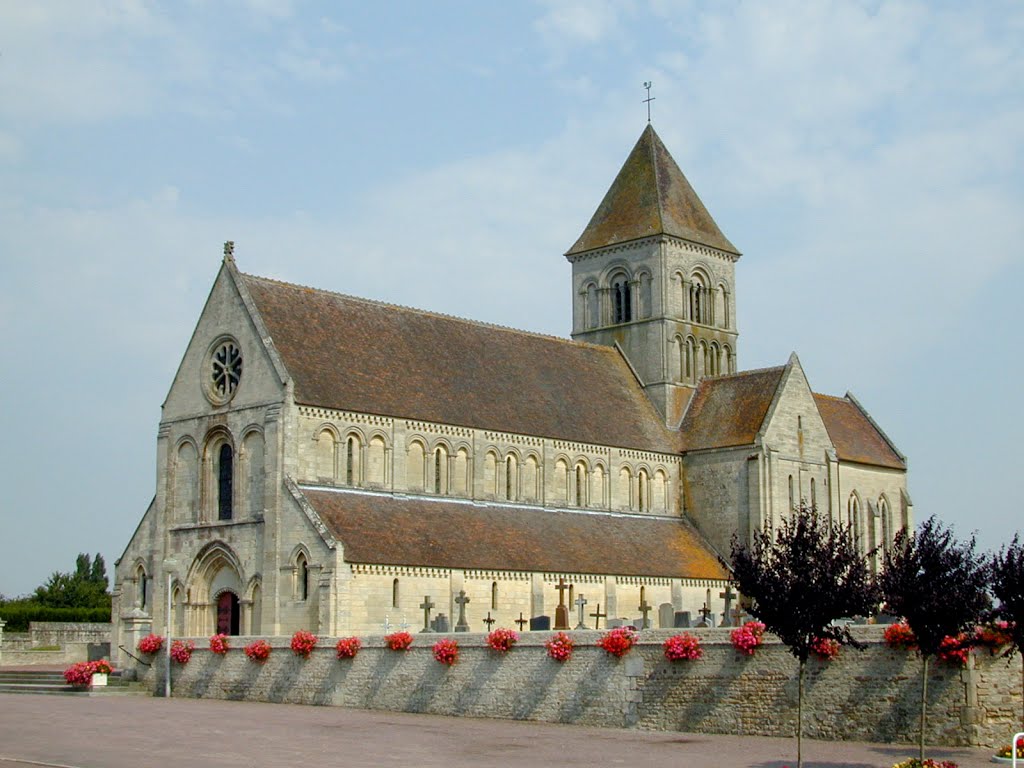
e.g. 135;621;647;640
566;124;739;256
814;394;906;470
679;366;786;451
301;486;729;580
243;274;679;453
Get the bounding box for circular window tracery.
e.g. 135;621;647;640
205;337;242;404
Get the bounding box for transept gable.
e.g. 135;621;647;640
758;353;833;460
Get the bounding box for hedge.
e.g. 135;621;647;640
0;605;111;632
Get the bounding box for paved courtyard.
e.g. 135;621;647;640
0;694;1002;768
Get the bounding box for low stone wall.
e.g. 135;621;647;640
28;622;111;646
136;628;1023;748
1;648;78;665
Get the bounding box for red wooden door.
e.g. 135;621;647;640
217;592;240;635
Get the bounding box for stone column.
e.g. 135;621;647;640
120;608;153;670
0;618;6;666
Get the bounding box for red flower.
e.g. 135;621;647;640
883;621;917;651
170;639;195;664
335;637;362;659
730;621;765;655
545;632;574;662
432;638;460;666
597;626;638;658
244;639;272;663
486;628;519;653
384;631;414;651
209;633;230;655
663;633;702;661
810;637;840;661
290;630;318;658
137;634;164;654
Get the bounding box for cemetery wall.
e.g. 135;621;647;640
136;627;1022;748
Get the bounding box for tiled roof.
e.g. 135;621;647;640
679;367;786;451
300;486;730;580
814;394;906;470
566;124;739;256
242;274;679;453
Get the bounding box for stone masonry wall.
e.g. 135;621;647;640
136;628;1022;748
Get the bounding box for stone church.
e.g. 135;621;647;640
112;125;911;654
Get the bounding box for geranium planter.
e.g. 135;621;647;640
90;673;108;687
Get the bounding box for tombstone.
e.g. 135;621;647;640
530;615;551;631
554;578;571;630
607;618;625;629
658;603;675;629
719;586;736;627
589;603;608;630
574;594;589;630
454;590;471;632
431;613;450;633
632;619;645;631
874;612;898;625
482;611;496;631
419;595;435;632
673;611;691;628
696;602;714;628
637;598;653;629
515;612;528;631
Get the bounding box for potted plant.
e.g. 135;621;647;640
137;634;164;655
432;638;459;666
597;626;638;658
290;630;318;658
384;631;414;651
170;639;195;664
544;631;574;662
335;637;362;659
663;633;702;662
244;639;272;663
486;628;518;653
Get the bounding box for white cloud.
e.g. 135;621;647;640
534;1;623;46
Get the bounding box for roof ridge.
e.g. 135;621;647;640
241;271;617;353
703;363;787;382
812;392;850;402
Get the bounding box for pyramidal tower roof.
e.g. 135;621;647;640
566;124;739;257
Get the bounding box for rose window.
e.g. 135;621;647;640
209;340;242;401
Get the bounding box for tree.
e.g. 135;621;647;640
32;553;110;610
992;534;1024;729
879;516;990;763
730;505;878;768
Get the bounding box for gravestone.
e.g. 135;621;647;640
589;603;607;630
530;615;551;631
574;594;589;630
632;619;645;631
419;595;435;633
554;578;571;630
607;618;624;629
658;603;675;629
719;586;736;627
515;612;528;630
637;598;653;629
673;611;691;628
696;602;714;628
454;590;471;632
482;611;496;631
431;613;450;633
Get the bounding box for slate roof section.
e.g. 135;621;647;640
301;486;730;580
678;367;786;451
242;274;679;453
566;124;739;257
814;394;906;470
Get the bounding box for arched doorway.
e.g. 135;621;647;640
216;591;240;635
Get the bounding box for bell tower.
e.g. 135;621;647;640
566;125;741;425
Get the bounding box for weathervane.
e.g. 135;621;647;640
643;81;655;123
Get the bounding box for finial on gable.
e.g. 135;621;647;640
223;240;235;263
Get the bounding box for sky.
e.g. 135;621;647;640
1;1;1021;598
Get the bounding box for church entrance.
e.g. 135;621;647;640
216;591;240;635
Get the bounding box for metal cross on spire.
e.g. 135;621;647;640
643;81;655;123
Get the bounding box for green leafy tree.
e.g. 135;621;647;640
32;553;111;610
879;516;990;763
992;534;1024;729
729;505;878;768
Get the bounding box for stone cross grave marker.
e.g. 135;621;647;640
719;586;736;627
638;598;653;629
515;612;528;631
419;596;435;633
483;611;496;631
589;603;607;629
554;578;571;630
382;615;391;634
730;605;745;627
574;594;588;629
697;602;713;628
454;590;471;632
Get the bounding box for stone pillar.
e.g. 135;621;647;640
119;608;153;669
0;618;6;666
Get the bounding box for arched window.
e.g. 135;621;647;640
316;428;335;481
392;578;400;609
491;581;498;610
690;275;709;324
583;283;598;329
848;493;861;550
611;275;631;324
879;497;891;549
573;463;588;507
721;285;731;328
217;443;233;521
346;437;355;485
700;341;709;377
505;455;516;501
434;448;443;493
810;478;816;509
296;552;309;601
136;564;148;611
638;469;649;512
788;475;794;511
723;345;734;374
686;337;695;382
